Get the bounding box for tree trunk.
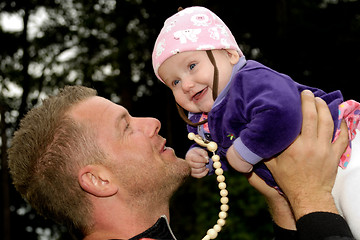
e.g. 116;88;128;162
16;6;31;127
1;104;11;240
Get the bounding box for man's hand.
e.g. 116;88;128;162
265;90;348;220
247;172;296;230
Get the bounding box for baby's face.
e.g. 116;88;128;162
158;50;239;113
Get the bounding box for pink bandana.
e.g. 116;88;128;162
152;6;243;83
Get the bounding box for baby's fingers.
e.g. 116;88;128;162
192;167;209;178
191;155;209;164
189;160;207;169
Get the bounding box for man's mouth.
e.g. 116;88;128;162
160;139;168;152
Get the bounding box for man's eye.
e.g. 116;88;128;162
173;80;180;86
189;63;196;70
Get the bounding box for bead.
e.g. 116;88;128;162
207;229;218;239
207;142;218;152
220;197;229;204
218;182;226;189
213;161;221;169
220;189;228;197
211;154;220;162
188;132;195;140
219;211;227;219
215;168;223;175
217;219;226;226
202;235;210;240
217;175;225;182
213;224;222;232
221;204;229;212
188;134;229;239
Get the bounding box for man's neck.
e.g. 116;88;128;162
83;196;170;240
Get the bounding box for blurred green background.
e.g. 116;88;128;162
1;0;359;239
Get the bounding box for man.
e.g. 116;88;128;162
8;86;354;239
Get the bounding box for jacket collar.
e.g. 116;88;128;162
212;56;246;109
110;215;177;240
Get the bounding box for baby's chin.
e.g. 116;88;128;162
198;102;215;113
179;100;214;113
187;106;211;114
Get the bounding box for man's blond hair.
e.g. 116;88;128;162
8;85;105;235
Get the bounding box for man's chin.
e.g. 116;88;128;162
173;158;191;179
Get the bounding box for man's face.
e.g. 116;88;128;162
69;96;190;198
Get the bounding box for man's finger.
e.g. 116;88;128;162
263;157;277;174
300;90;317;138
315;97;334;142
332;121;349;161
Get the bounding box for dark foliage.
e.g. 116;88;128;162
1;0;359;239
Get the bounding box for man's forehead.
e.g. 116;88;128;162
69;96;125;121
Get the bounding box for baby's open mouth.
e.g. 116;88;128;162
193;87;207;101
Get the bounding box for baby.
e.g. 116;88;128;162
152;6;360;237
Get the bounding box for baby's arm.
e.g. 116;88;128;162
226;144;253;173
229;67;303;164
185;147;209;178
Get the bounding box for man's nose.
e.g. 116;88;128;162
136;117;161;137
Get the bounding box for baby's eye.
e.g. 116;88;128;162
189;63;196;70
173;80;180;86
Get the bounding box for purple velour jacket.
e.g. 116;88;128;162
187;57;343;188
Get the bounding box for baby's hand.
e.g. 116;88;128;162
185;147;209;178
226;145;253;173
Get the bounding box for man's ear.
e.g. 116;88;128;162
226;49;240;65
78;165;118;197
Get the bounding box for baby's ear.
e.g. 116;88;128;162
226;49;240;65
78;165;118;197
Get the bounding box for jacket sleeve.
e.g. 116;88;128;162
229;66;303;164
273;212;355;240
273;222;297;240
186;113;202;151
296;212;355;240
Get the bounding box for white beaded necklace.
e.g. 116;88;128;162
188;133;229;240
